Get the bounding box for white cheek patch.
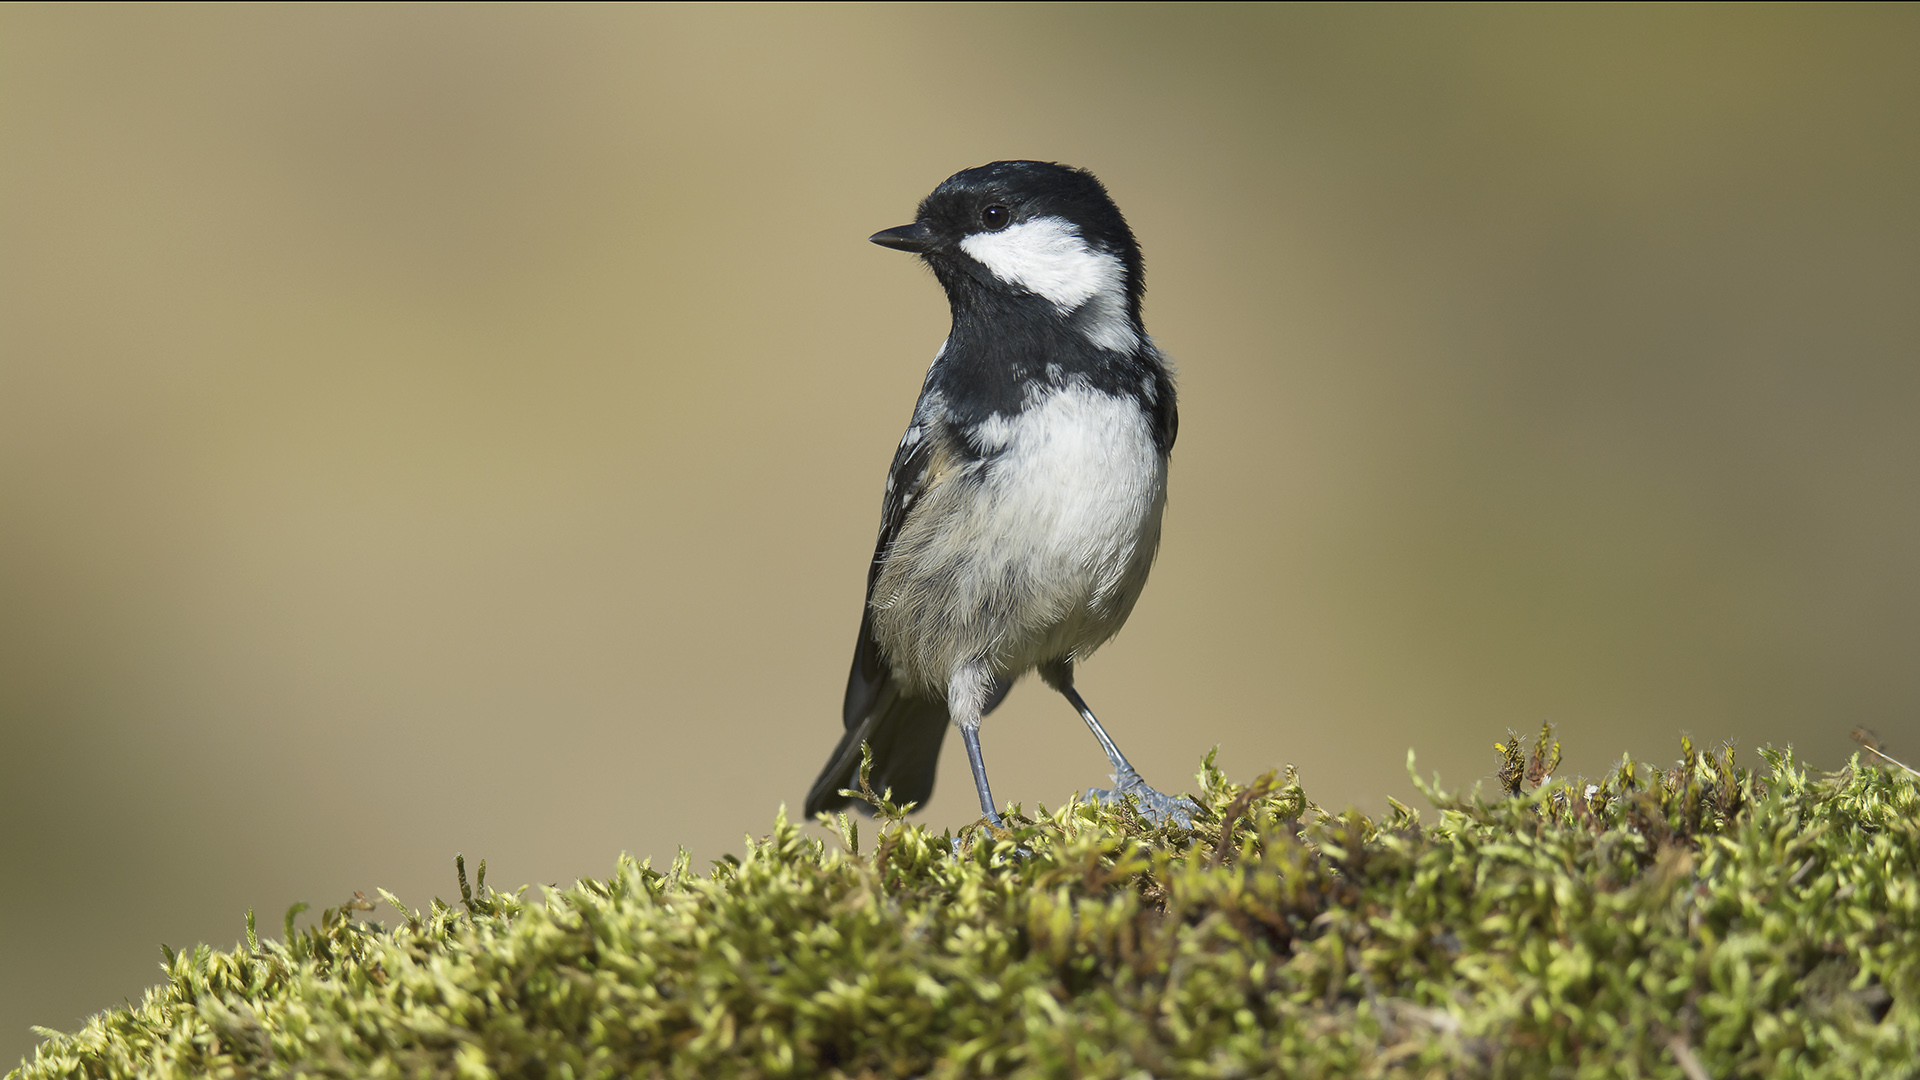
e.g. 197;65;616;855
959;217;1139;354
959;217;1121;309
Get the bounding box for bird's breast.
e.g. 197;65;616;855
972;386;1166;580
872;384;1167;686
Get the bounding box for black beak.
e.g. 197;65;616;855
869;222;937;253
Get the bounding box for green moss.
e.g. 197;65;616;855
14;734;1919;1079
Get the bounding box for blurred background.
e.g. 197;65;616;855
3;3;1917;1062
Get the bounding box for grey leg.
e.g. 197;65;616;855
959;723;1002;827
949;665;1005;827
1041;661;1196;827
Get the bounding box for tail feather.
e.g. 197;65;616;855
804;682;949;818
807;609;1016;819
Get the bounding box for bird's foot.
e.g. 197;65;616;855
1087;768;1198;828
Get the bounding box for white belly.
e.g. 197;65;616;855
871;385;1167;691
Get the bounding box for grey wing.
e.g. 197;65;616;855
806;418;1020;818
805;425;953;818
844;422;949;726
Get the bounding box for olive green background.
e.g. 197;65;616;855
3;4;1916;1063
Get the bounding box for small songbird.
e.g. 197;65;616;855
804;161;1193;828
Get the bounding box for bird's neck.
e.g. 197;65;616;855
928;287;1157;425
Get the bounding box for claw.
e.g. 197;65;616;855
1087;768;1197;827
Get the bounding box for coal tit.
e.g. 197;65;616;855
804;161;1193;828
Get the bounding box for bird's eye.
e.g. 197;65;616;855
979;205;1011;231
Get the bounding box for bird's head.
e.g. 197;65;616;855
871;161;1144;350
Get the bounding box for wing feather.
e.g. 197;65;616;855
805;420;970;818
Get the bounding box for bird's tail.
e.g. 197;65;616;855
804;682;949;819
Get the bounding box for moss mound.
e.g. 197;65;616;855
13;733;1919;1079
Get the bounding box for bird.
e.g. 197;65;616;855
803;160;1194;829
